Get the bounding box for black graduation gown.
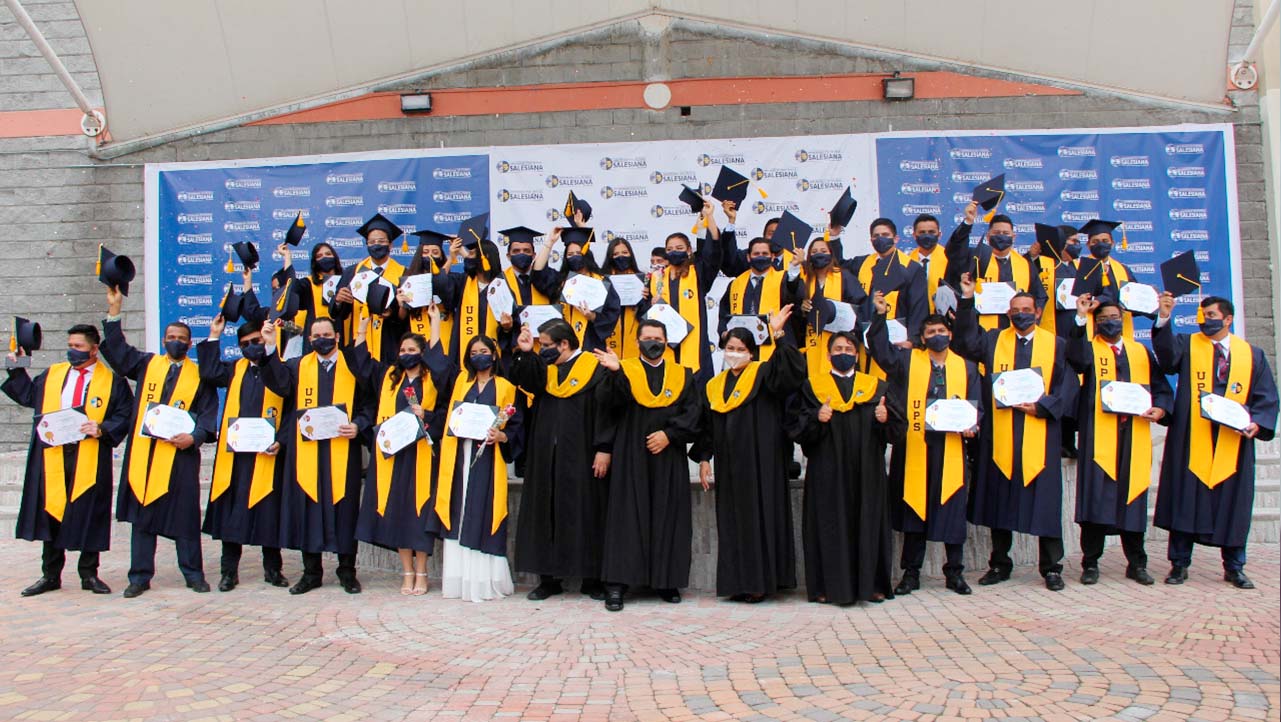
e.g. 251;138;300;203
509;350;615;579
692;342;805;598
329;262;409;361
427;345;526;556
261;350;374;554
716;269;802;347
794;268;867;357
1151;323;1279;547
101;321;220;541
196;339;289;547
530;269;622;353
866;315;982;545
434;270;515;361
952;298;1077;537
943;221;1048;330
656;231;724;381
599;360;701;589
788;372;895;604
350;343;451;552
2;366;133;552
844;252;929;345
1065;326;1174;533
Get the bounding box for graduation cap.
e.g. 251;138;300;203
1161;251;1202;299
220;284;246;324
679;185;705;214
412;229;451;248
829;187;857;229
96;244;136;296
365;281;393;316
563;191;592;223
811;298;838;329
356;213;404;243
269;277;301;322
457;213;489;248
230;241;259;272
972;174;1006;222
284;212;307;247
1034;223;1067;263
1077;218;1129;251
771;211;813;253
711;166;752;204
10;317;41;354
1072;256;1107;298
562;226;595;257
500;226;543;249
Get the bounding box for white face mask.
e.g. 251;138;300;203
722;350;751;370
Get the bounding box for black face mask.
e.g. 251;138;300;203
565;255;586;272
639;339;666;360
463;257;482;276
1095;318;1124;340
1010;312;1037;332
315;256;338;273
749;256;773;273
924;334;951;352
1089;241;1112;259
915;233;939;250
66;348;92;366
809;253;832;269
1064;243;1082;260
470;353;495;372
665;250;689;267
510;253;533;271
397;352;423;370
367;244;390;260
611;255;635;272
164;339;189;360
311;336;337;355
988;234;1014;251
240;342;267;362
829;353;857;373
1199;318;1225;337
871;235;896;254
538;346;562;364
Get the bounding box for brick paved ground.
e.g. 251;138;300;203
0;529;1275;722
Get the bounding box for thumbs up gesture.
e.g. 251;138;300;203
874;396;888;423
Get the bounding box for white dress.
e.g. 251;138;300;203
441;438;515;602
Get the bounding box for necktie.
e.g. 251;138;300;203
161;363;181;400
1111;344;1120;357
374;266;384;276
745;275;762;314
322;359;335;374
518;274;532;304
1215;344;1228;383
921;256;929;276
72;369;88;407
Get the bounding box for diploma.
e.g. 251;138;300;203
35;407;88;447
561;273;608;311
298;404;349;441
1199;392;1252;432
348;269;380;304
448;401;499;441
1100;381;1152;416
991;367;1045;408
224;417;276;453
609;274;646;307
824;301;857;333
519;304;563;332
486;277;515;322
375;410;426;457
1119;282;1160;315
321;275;341;305
399;274;434;309
925;399;979;433
975;281;1016;315
1056;278;1078;311
727;315;771;345
645;303;692;343
885;318;908;345
141;402;197;441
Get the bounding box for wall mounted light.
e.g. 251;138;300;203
400;93;433;114
883;72;914;101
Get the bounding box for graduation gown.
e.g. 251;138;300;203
329;259;408;361
943;222;1048;330
845;251;929;345
1152;323;1279;547
196;339;289;547
599;359;701;589
531;268;622;353
952;299;1077;537
692;341;805;598
2;364;133;552
649;232;724;381
788;370;895;604
866;316;982;545
101;321;220;541
1065;326;1174;533
262;349;374;554
509;350;615;579
434;270;514;361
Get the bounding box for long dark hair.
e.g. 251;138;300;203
561;237;605;278
604;237;638;275
309;242;344;284
476;240;504;283
389;332;428;387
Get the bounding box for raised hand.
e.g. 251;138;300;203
1157;291;1176;320
960;272;976;299
874;396;888;423
592;348;621;371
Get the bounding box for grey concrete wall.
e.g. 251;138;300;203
0;0;102;112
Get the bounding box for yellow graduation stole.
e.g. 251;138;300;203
373;368;437;516
505;267;549;307
728;270;783;361
409;307;454;364
904;350;967;520
434;375;517;534
39;362;113;521
803;270;843;378
910;248;948;312
1082;262;1136;338
649;266;703;372
706;361;762;413
211;360;284;509
308;275;354;345
459;276;498;355
564;271;604;345
1091;337;1152;503
1035;256;1059;335
294;352;356;504
991;327;1055;484
857;252;910;380
620;358;686;408
606;305;640;359
980;252;1031;331
545;352;599;398
808;368;879;412
1188;333;1253;488
354;258;405;361
127;356;201;506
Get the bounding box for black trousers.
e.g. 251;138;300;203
900;532;965;577
300;551;357;583
1079;523;1147;570
989;528;1064;577
128;526;204;586
221;542;283;577
41;542;99;581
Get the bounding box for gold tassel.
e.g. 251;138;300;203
1196;305;1205;323
225;250;235;274
1120;225;1128;251
982;210;996;223
8;335;16;353
822;228;830;243
757;187;768;199
401;237;410;253
95;244;103;276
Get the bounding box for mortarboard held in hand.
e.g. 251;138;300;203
284;212;307;247
1160;251;1206;322
10;316;41;354
1034;223;1067;264
229;241;259;272
1071;256;1109;299
972;174;1006;223
564;191;592;224
96;244;136;296
771;211;813;253
364;281;394;317
827;187;858;241
220;284;246;324
711;165;760;206
269;276;302;324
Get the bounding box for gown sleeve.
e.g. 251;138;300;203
1247;347;1279;440
0;367;36;408
99;374;136;447
99;319;152;381
195;338;236;387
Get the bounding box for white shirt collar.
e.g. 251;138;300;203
830;367;857;378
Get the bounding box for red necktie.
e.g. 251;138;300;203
72;369;88;407
1111;344;1120;357
1215;344;1228;383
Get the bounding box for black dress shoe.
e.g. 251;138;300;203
978;568;1009;586
264;571;290;588
187;578;211;593
893;573;920;596
289;578;321;595
122;582;150;598
657;588;681;603
81;577;111;594
1224;570;1255;589
604;588;624;612
339;576;362;594
526;582;563;601
580;579;606;600
1044;572;1065;591
1164;566;1188;585
1080;567;1100;585
1126;567;1155;585
218;574;238;592
946;575;972;595
20;577;61;597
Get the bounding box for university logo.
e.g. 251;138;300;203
378;181;417;192
648;170;696;184
494;160;543;173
